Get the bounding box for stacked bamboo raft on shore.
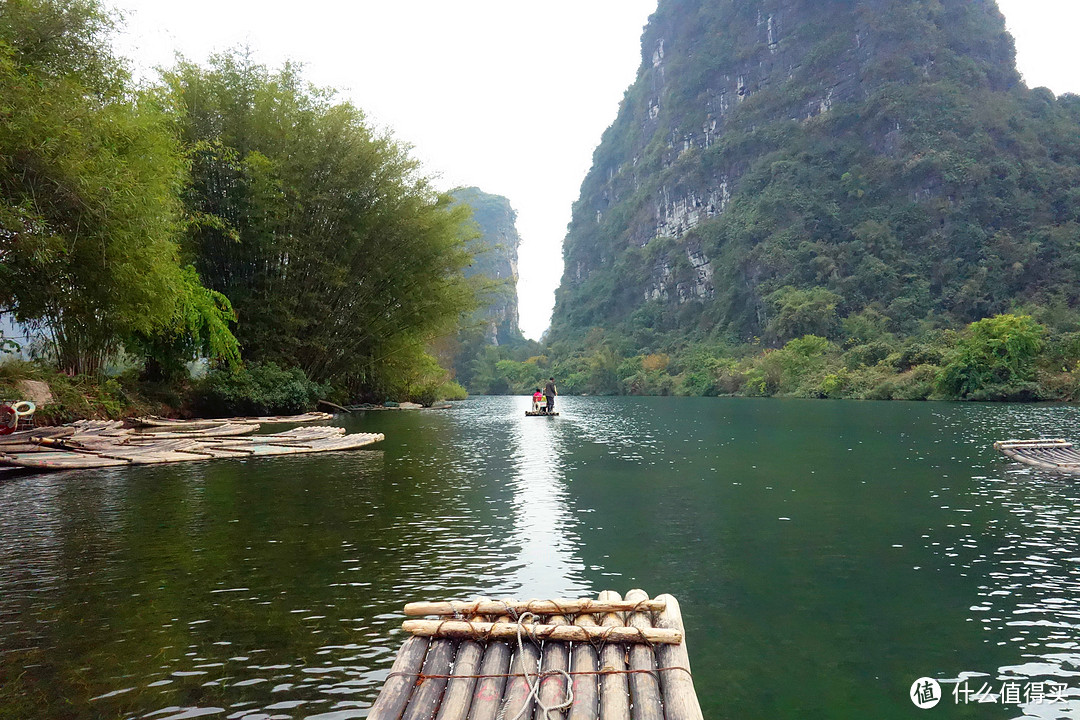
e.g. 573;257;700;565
0;418;382;471
994;438;1080;472
130;411;334;427
369;591;703;720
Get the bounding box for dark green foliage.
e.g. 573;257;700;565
191;362;330;417
0;0;238;375
937;313;1044;399
549;0;1080;371
766;287;843;342
165;53;476;396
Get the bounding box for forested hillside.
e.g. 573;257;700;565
555;0;1080;341
523;0;1080;401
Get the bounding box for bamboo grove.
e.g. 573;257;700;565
0;0;478;403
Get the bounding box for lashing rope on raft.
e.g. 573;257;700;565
498;611;573;720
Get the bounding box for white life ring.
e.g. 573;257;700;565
12;400;35;417
0;401;35;435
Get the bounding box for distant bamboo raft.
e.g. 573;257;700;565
995;439;1080;471
368;591;704;720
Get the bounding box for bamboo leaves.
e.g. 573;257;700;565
167;53;476;394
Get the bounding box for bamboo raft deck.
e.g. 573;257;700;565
994;439;1080;472
369;591;703;720
525;411;560;417
0;420;383;472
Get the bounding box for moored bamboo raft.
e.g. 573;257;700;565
0;426;383;471
368;591;703;720
994;439;1080;471
129;411;334;427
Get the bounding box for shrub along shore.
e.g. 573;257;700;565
470;313;1080;402
0;359;466;426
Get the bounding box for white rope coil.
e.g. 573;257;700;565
499;612;574;720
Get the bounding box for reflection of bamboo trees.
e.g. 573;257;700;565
0;427;543;717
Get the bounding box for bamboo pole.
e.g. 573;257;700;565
994;439;1070;449
400;621;680;645
535;614;571;720
402;638;457;720
466;615;513;720
404;600;666;617
597;590;630;720
654;594;703;720
436;612;488;720
567;613;600;720
368;635;430;720
625;590;663;720
500;617;542;720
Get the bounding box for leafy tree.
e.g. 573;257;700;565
765;287;843;344
0;0;237;374
164;53;476;395
938;314;1045;399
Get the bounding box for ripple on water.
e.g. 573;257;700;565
928;403;1080;717
12;397;1080;718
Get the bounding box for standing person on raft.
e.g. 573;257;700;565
544;377;557;414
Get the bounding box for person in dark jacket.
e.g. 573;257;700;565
544;377;557;414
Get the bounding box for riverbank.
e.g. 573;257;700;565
0;360;464;426
0;361;168;425
474;313;1080;402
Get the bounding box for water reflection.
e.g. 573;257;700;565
500;396;590;598
935;404;1080;719
10;398;1080;718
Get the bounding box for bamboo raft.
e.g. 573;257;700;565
130;411;334;427
368;591;703;720
0;421;383;471
525;411;560;417
994;439;1080;472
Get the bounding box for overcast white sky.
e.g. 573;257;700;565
110;0;1080;340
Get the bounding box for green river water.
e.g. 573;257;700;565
3;396;1080;719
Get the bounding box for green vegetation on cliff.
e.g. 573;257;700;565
543;0;1080;399
442;188;536;392
478;311;1080;402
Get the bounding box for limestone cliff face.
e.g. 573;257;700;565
551;0;1080;342
452;187;523;345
